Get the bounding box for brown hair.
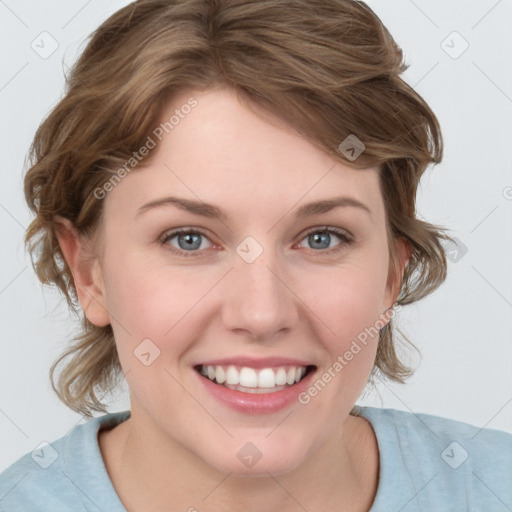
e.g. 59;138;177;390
24;0;453;418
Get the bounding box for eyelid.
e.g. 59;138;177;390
299;225;353;241
160;226;211;243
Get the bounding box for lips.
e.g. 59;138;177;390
193;357;317;414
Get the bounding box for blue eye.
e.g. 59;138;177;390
298;227;353;252
160;226;353;258
161;229;212;256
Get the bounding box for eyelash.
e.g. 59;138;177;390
160;226;354;258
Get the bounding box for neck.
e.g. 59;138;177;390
99;410;378;512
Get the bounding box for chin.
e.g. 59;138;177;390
198;439;308;477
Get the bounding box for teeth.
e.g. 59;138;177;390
239;367;258;387
199;364;309;390
258;368;275;388
275;368;287;386
215;365;226;384
226;365;239;385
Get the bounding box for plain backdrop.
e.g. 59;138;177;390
1;0;511;472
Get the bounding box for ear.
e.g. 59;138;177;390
54;216;110;327
382;236;411;315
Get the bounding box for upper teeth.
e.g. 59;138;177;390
200;365;307;388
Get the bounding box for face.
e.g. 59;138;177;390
79;87;406;476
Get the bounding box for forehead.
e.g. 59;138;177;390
104;87;384;224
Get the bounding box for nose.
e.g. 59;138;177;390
220;245;300;342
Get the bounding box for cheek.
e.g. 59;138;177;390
101;251;215;351
302;256;388;344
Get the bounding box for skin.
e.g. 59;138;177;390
56;86;410;512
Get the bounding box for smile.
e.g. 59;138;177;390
196;364;315;394
194;357;317;413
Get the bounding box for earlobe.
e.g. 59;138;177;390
54;216;110;327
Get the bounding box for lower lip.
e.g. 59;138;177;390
196;368;316;414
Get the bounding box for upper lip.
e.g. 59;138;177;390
195;356;315;369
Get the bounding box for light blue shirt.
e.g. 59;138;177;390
1;407;511;511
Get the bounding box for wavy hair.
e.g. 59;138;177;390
24;0;453;418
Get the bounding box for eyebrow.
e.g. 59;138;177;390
136;195;371;220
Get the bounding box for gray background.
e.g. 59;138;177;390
1;0;511;471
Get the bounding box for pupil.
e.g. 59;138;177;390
311;232;329;249
180;233;201;250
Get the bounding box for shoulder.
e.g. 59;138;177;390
359;405;512;457
0;411;130;512
356;406;512;511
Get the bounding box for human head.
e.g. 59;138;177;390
24;0;451;418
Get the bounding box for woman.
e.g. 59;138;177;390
1;1;510;510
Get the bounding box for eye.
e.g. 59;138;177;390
161;228;213;257
160;226;353;258
297;227;353;253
